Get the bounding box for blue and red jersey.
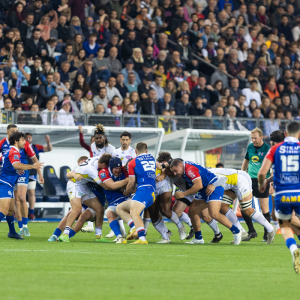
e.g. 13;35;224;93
0;137;10;156
19;141;36;163
99;167;128;204
127;154;156;190
0;146;21;187
266;136;300;194
183;161;217;189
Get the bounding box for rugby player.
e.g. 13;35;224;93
106;131;136;239
0;132;43;239
99;157;132;244
116;142;156;244
241;128;271;242
25;133;52;220
59;155;128;242
258;122;300;274
169;159;242;245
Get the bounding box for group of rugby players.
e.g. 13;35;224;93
1;122;300;273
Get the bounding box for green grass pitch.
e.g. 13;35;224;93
0;222;299;300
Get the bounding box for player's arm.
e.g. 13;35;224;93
124;175;136;197
175;177;203;199
241;159;249;171
43;135;52;152
66;171;83;181
258;158;272;192
31;155;44;184
101;178;129;190
13;161;43;171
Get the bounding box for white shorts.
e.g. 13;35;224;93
232;171;252;201
27;180;37;190
82;206;96;220
105;205;117;215
155;178;172;196
67;181;96;203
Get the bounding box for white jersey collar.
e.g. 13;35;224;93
284;137;299;143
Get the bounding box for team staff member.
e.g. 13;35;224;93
241;128;271;242
25;133;52;220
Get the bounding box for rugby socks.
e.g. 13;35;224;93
251;210;273;233
95;227;102;236
69;229;76;238
179;212;192;227
18;220;23;230
241;211;255;233
207;219;220;235
118;220;126;236
225;209;244;231
230;225;240;234
195;231;203;240
153;219;169;240
53;228;62;238
273;221;280;230
170;211;184;229
136;227;146;241
110;220;122;237
22;217;28;227
286;238;298;258
87;221;94;229
144;218;151;234
127;219;135;229
64;226;71;235
29;209;34;215
6;215;16;234
263;212;271;238
0;212;5;222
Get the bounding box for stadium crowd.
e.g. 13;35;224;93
1;0;300;133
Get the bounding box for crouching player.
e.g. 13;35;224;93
258;122;300;274
0;132;43;239
170;159;242;245
99;157;132;243
116;142;156;244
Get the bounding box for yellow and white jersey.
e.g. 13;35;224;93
91;143;115;157
155;169;172;196
112;146;136;166
72;156;102;186
209;168;238;189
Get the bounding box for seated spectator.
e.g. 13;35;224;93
121;59;141;84
259;97;277;118
11;56;31;95
93;87;109;110
92;48;111;82
23;103;43;125
70;16;85;41
286;81;299;110
73;49;86;70
175;94;191;116
141;89;159;115
187;70;199;91
40;61;54;83
131;48;144;72
0;68;8;95
212;97;227;115
247;108;264;130
27;57;42;95
242;80;261;107
121;98;132;114
58;44;75;69
188;96;206;116
2;98;13;112
107;47;122;77
36;10;58;42
138;75;153;100
56;100;75;126
211;62;228;88
124;104;141;127
57;15;70;45
176;80;191;102
263;79;280;101
158;110;177;134
235;95;247;118
227;49;244;77
24;28;48;61
37;73;56;108
227;106;248;131
246;99;259;118
7;87;22;108
95;104;105;114
106;77;123;102
157;93;174;115
81;90;95;114
213;106;225;129
125;73;139;94
72;73;90;94
41;99;58;125
58;61;71;83
21;96;34;111
229;78;242;101
122;31;141;61
53;72;69;104
281;94;298;116
7;2;25;29
263;109;279;138
130;91;141;113
78;59;98;86
115;73;129;99
107;96;122;114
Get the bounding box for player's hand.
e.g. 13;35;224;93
156;161;162;170
205;184;215;196
259;180;268;193
175;191;184;200
269;182;274;195
45;135;50;142
156;174;165;182
39;176;44;184
74;174;83;181
18;170;25;175
33;161;44;170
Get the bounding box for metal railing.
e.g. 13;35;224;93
6;111;293;132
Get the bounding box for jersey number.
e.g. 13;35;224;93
280;155;299;172
141;161;155;172
79;159;91;167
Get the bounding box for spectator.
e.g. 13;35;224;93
186;70;199;91
93;87;109;110
36;10;58;42
227;49;245;77
125;73;139;94
23;104;42;125
0;68;9;95
107;47;122;77
122;31;141;61
25;28;48;59
157;93;173;115
37;73;56;108
78;59;97;86
281;94;298;116
7;87;22;107
264;80;280;101
53;72;69;104
56;100;75;126
81;90;95;113
83;33;100;58
57;15;70;44
259;97;277;118
150;75;165;100
121;59;141;84
246;99;259;118
41;99;58;125
21;96;33;111
58;44;74;68
175;94;191;116
158;110;176;134
210;62;228;88
188;96;206;116
138;75;153;100
115;73;129;99
69;16;85;40
7;2;25;29
106;77;123;102
264;109;280;138
235;95;247;118
11;56;31;94
229;78;243;101
70;89;83;113
141;89;159;115
107;96;122;114
227;106;248;131
242;80;261;107
19;13;35;42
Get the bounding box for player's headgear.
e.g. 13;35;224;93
109;157;122;169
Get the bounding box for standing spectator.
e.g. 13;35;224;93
36;11;58;42
24;28;48;59
37;73;56;108
41;99;58;125
242;80;261;107
210;62;228;88
92;48;111;82
67;0;93;21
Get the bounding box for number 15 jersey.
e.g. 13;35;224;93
128;153;156;190
266;136;300;194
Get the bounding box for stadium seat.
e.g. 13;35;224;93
43;196;61;202
60;166;71;188
35;182;44;203
43;166;68;202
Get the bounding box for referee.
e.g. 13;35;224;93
241;128;271;242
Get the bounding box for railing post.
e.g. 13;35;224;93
120;115;124;127
47;112;51;125
188;116;192;129
223;116;227;130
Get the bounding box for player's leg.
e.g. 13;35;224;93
14;188;23;233
259;197;271;241
16;184;30;236
27;179;36;220
48;211;72;241
144;208;151;234
199;207;223;243
271;195;280;232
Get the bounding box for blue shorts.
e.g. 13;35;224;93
16;170;29;186
86;182;106;206
195;186;224;203
275;191;300;220
0;182;14;199
108;197;127;208
132;185;155;209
